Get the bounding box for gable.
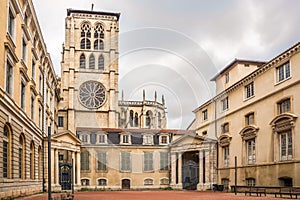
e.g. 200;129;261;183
171;134;203;146
52;131;81;145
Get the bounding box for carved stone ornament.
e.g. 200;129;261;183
79;81;106;109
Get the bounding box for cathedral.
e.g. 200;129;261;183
1;0;300;199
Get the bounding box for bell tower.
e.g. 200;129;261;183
59;9;120;133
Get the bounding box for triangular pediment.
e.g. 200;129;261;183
52;130;82;145
171;134;204;146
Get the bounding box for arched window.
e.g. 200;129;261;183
30;141;35;179
158;112;162;128
80;23;91;49
98;178;107;186
134;112;139;127
94;23;104;39
3;124;11;178
129;110;134;127
81;178;90;186
94;40;104;50
144;178;154;185
19;134;25;179
98;55;104;70
89;54;95;69
80;54;86;69
38;146;42;180
146;111;152;128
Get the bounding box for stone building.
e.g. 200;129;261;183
57;8;216;191
0;0;58;198
189;43;300;189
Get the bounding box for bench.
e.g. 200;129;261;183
245;187;266;196
274;187;292;198
61;192;74;200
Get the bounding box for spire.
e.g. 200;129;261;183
162;95;165;107
154;91;157;102
121;90;124;102
143;89;145;101
91;4;94;11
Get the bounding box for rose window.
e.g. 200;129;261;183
79;81;106;109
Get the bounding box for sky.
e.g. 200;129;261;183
32;0;300;129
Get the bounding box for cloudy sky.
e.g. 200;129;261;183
32;0;300;129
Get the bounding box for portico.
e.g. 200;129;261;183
170;134;217;191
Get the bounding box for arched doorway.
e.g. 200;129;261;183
122;179;130;190
182;151;199;190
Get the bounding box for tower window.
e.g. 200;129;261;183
98;55;104;70
80;54;86;68
89;54;95;69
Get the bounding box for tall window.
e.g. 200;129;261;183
30;142;35;179
97;152;107;171
277;62;290;82
134;112;139;127
160;152;169;171
58;116;63;127
225;73;229;83
129;110;134;127
221;97;229;111
245;82;254;99
278;98;291;114
3;125;10;178
38;106;42;128
20;81;26;109
22;37;27;62
80;23;91;49
80;54;86;69
144;152;153;172
94;24;104;50
8;7;16;38
80;151;90;170
6;61;13;95
202;109;208;121
98;55;104;70
30;95;35;120
223;146;229;167
39;75;43;94
89;54;95;69
146;111;152;128
221;123;229;133
19;135;25;179
245;112;254;125
158;112;162;128
247;140;256;164
121;151;131;171
38;146;42;180
280;131;292;161
31;59;35;80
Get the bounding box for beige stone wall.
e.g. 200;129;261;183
80;146;169;189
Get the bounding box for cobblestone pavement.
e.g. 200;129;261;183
18;191;283;200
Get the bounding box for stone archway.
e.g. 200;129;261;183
122;179;130;190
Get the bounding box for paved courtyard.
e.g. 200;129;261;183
18;191;283;200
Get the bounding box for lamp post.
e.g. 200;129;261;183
234;156;237;195
48;126;52;200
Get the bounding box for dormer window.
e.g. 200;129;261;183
98;134;107;144
81;134;88;143
143;134;153;145
159;134;169;145
120;133;131;145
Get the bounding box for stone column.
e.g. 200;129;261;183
197;150;203;190
72;151;76;186
170;153;177;186
76;151;80;185
177;152;183;188
55;149;59;185
205;150;211;188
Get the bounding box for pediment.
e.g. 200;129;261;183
171;134;204;146
52;130;82;145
